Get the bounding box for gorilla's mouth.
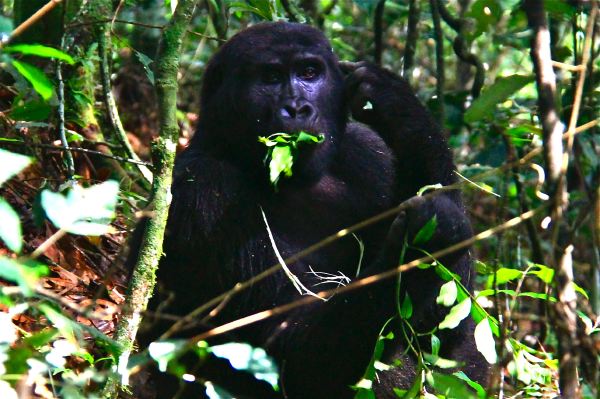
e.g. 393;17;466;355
258;131;325;187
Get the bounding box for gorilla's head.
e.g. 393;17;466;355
194;23;346;180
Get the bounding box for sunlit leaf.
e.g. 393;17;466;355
4;44;75;64
259;132;324;187
488;267;523;286
474;319;497;364
439;298;471;330
211;342;279;388
0;149;32;185
148;340;186;372
423;353;459;369
436;280;458;307
269;146;293;185
0;198;22;253
10;60;54;101
41;181;119;235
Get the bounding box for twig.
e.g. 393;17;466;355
158;120;598;339
97;21;153;185
1;0;63;46
373;0;386;65
66;18;224;42
0;141;153;167
523;2;598;397
436;0;484;98
261;208;323;299
55;50;75;179
403;0;420;77
102;0;198;396
429;0;445;124
30;229;67;259
187;206;545;343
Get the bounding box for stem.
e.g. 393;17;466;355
101;0;198;396
97;16;153;184
373;0;386;65
403;0;420;77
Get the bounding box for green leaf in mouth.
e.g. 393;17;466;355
258;131;325;188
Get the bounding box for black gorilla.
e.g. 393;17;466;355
145;22;487;398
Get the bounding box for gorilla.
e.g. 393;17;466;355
142;22;487;398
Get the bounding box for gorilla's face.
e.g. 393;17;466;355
197;23;346;178
244;52;330;137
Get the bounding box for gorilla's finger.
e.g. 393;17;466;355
339;61;368;74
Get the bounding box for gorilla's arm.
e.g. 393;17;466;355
341;62;457;198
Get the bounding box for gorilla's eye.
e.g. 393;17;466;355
300;66;319;80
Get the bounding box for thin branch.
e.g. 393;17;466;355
102;0;198;395
1;0;63;46
158;119;598;339
403;0;420;77
187;206;545;343
0;141;153;167
436;0;484;98
55;49;75;178
523;2;599;397
97;22;153;184
429;0;445;124
373;0;386;65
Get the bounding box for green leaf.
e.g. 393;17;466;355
426;371;478;399
259;131;324;187
400;294;413;319
423;353;460;369
269;146;293;186
9;100;52;121
134;50;155;85
210;343;279;389
439;298;471;330
453;372;487;399
412;215;437;245
148;340;186;372
431;334;440;357
10;60;54;101
4;44;75;64
464;74;534;123
0;148;32;185
436;280;458;307
474;319;497;364
528;263;553;283
41;181;119;235
0;257;48;296
0;198;22;253
488;267;523;286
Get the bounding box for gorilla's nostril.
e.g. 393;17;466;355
281;105;296;119
298;104;314;118
280;101;313;120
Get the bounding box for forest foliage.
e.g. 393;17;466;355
0;0;598;398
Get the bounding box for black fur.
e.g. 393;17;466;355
140;22;487;398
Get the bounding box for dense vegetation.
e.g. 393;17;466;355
0;0;598;398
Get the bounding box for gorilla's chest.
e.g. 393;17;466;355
263;171;395;275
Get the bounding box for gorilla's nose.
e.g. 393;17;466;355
280;100;314;120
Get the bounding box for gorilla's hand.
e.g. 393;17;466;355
377;194;473;271
340;61;415;129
